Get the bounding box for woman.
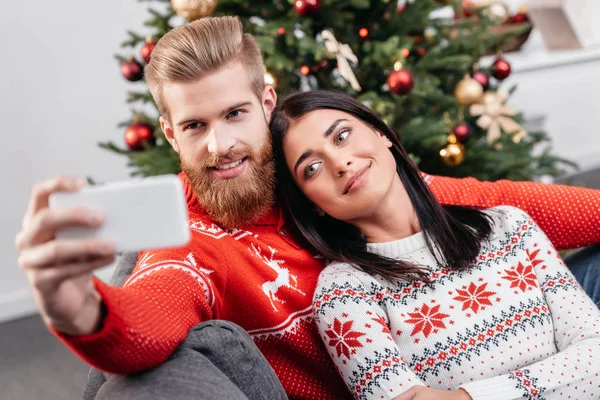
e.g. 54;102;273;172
270;90;600;400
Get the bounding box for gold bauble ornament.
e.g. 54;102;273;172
440;143;466;167
171;0;218;20
264;70;277;88
483;1;510;24
424;27;437;42
454;74;484;106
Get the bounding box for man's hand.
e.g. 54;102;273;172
15;176;116;336
394;386;472;400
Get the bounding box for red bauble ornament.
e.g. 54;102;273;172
387;69;414;95
492;58;511;80
397;0;407;13
121;56;144;82
359;28;369;38
140;36;157;64
125;121;155;151
278;27;286;35
510;12;529;23
453;123;471;143
461;1;476;18
471;70;490;91
294;0;320;17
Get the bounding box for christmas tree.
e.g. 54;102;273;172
104;0;576;181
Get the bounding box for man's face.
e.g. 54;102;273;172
160;62;277;227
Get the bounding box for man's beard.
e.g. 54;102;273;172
181;139;275;228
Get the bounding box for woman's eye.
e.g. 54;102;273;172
335;129;350;145
305;162;321;178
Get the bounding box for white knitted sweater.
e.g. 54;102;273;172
314;206;600;400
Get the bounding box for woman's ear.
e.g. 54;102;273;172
315;207;326;217
384;136;393;148
374;129;393;148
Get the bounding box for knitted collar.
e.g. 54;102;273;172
367;231;428;258
179;172;280;227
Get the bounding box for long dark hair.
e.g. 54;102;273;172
270;90;492;281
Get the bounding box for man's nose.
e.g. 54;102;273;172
206;127;235;156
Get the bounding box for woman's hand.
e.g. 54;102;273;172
393;386;472;400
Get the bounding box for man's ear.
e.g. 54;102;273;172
160;115;179;153
261;85;277;123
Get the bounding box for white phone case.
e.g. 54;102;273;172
49;174;190;253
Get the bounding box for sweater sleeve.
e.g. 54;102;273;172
459;208;600;400
423;173;600;250
314;266;425;400
51;249;219;375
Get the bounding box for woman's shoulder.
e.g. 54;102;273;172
485;205;534;223
316;261;376;290
484;205;537;235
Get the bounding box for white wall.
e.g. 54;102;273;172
1;1;599;324
0;2;153;322
504;40;600;172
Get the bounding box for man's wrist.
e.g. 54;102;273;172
50;290;106;336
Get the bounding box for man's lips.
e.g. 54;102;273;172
211;156;247;170
343;161;372;194
209;157;249;179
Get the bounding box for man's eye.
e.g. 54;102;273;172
335;129;350;145
227;109;245;119
305;162;321;178
186;122;202;130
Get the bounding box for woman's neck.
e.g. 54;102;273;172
351;176;420;243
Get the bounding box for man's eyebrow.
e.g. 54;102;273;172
324;119;348;137
293;149;314;177
176;101;253;127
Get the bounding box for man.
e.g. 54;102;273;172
15;16;600;400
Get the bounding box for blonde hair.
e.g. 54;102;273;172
145;16;265;120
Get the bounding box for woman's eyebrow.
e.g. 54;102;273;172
294;149;314;177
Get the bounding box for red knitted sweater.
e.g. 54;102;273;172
55;173;600;400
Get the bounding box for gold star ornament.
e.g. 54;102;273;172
469;90;528;145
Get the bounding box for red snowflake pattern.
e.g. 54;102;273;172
501;262;538;292
372;313;391;333
405;304;449;338
527;248;546;270
325;318;366;359
453;282;497;313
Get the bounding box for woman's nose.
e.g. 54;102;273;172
336;160;352;177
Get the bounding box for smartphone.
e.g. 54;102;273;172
49;174;190;253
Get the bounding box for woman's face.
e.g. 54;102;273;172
283;109;398;222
